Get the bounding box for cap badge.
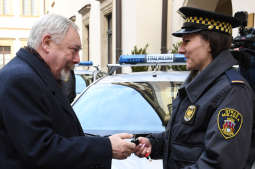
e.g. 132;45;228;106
208;25;214;30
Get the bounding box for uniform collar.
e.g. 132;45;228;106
183;50;238;103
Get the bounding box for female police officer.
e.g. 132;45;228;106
135;7;254;169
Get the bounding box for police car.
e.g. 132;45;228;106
72;54;189;169
74;61;107;95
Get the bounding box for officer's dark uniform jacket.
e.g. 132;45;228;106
148;50;254;169
0;48;112;169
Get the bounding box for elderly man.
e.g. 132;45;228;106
0;14;135;169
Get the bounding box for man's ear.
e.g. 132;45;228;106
41;34;51;53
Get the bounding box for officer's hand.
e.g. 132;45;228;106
109;133;136;159
135;137;152;158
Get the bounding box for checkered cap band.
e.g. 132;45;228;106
186;16;232;34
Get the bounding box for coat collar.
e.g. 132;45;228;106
16;48;77;118
183;50;238;103
16;48;60;93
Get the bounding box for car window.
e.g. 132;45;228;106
114;81;183;124
75;75;87;94
73;83;165;136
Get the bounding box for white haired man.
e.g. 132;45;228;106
0;14;135;169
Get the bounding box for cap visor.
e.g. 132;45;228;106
172;28;204;37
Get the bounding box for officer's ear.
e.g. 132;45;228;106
205;40;212;54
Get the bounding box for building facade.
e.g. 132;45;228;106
49;0;255;71
0;0;50;68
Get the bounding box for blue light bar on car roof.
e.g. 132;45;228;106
119;54;146;64
119;54;186;64
79;61;93;66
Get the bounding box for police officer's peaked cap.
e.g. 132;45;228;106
172;7;239;37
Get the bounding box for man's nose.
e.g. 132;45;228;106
73;53;80;64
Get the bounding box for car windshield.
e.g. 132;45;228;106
73;82;167;136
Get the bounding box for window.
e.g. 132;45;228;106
0;46;11;68
22;0;39;16
86;25;90;61
248;13;254;27
106;13;112;64
0;0;12;15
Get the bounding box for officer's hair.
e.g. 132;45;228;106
199;31;232;58
27;14;78;49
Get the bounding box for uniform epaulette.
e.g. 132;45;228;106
225;68;245;84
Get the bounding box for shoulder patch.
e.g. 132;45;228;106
217;108;243;139
225;68;245;84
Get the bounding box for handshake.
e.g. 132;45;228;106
109;133;151;160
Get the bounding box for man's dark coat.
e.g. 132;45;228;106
0;48;112;169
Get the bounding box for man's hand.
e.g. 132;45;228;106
109;133;136;159
134;137;152;158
